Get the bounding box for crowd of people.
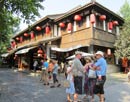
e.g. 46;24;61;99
65;51;107;102
32;50;107;102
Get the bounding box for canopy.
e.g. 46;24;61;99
1;53;9;57
66;52;93;60
15;47;36;54
51;45;88;52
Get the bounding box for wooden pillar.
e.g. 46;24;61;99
88;45;94;54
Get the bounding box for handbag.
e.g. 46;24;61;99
96;79;104;85
63;80;70;88
88;69;96;78
42;67;46;71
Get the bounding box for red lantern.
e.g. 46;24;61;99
11;41;16;48
16;37;20;41
37;48;43;57
20;37;23;43
59;22;65;28
30;32;35;39
37;49;43;54
24;33;28;37
74;15;82;21
107;49;111;55
108;22;113;30
44;53;47;59
99;15;106;21
67;23;72;31
45;26;50;34
36;26;42;31
113;21;118;26
90;14;96;24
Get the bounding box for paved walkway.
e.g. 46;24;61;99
0;68;130;102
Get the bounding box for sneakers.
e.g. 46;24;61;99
50;85;55;88
57;84;61;87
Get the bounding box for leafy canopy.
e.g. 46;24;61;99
114;0;130;59
0;0;44;53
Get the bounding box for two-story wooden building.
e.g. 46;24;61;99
8;1;124;72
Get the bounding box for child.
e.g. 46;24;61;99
66;61;75;102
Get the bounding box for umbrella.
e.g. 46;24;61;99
66;52;93;60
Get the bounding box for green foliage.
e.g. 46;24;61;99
114;0;130;59
0;0;44;54
119;0;130;20
114;19;130;59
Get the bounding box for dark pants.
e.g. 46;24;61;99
74;76;83;94
94;76;106;94
53;73;58;84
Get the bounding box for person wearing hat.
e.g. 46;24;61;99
71;51;84;102
93;51;107;102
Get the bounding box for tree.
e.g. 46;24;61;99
114;0;130;59
119;0;130;20
0;0;44;54
114;20;130;59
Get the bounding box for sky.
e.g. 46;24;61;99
19;0;127;31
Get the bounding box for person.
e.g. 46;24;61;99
66;61;75;102
50;60;61;88
64;62;69;79
93;51;107;102
48;60;54;80
83;57;96;102
42;59;49;85
121;57;128;73
33;60;38;72
71;51;84;102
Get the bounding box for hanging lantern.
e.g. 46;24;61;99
44;53;47;59
36;26;42;31
30;31;35;39
20;37;23;43
107;49;111;55
59;22;65;28
11;41;16;48
99;15;106;21
108;22;113;30
74;15;82;21
16;37;20;41
37;48;43;57
90;14;96;24
67;23;72;31
45;26;50;34
24;33;28;37
113;21;118;26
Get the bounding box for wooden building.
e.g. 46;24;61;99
9;1;124;72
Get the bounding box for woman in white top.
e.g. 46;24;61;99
66;61;75;102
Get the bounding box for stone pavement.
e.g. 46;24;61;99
0;68;130;102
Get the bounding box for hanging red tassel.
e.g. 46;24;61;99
90;14;96;24
45;26;50;34
67;23;72;31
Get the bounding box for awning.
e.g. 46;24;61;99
1;53;9;57
15;47;36;54
66;52;93;60
51;45;88;52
